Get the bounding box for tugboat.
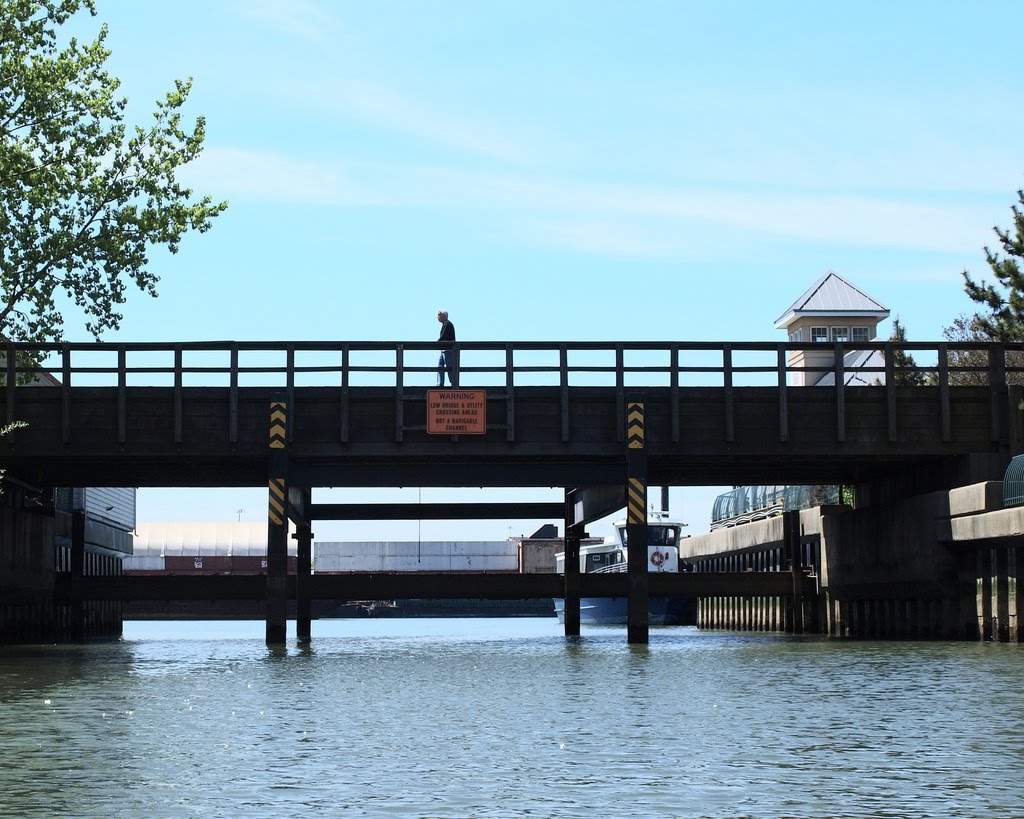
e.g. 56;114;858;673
553;511;689;625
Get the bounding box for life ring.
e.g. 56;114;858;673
650;551;665;568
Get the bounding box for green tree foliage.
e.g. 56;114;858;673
0;0;227;343
937;313;1024;386
889;315;926;386
963;188;1024;342
936;314;991;386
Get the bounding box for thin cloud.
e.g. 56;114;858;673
183;147;368;205
187;146;999;256
232;0;339;42
307;82;530;164
534;221;686;258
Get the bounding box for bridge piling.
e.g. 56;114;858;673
70;509;85;641
292;487;313;642
561;489;581;636
783;510;802;634
266;399;289;645
626;397;649;645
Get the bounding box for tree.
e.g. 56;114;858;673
936;313;1024;387
0;0;227;344
889;315;926;386
963;188;1024;341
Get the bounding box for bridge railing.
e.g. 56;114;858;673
4;340;1024;448
4;339;1024;390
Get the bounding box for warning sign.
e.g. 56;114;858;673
427;389;487;435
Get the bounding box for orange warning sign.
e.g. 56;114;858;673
427;389;487;434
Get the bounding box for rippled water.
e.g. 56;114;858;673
1;619;1022;818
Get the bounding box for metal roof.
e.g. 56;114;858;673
134;521;297;556
775;270;889;329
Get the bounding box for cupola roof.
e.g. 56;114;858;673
775;270;889;330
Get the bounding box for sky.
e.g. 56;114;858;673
57;0;1024;541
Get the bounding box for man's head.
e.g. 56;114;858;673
437;309;448;323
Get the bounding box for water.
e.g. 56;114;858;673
1;619;1022;818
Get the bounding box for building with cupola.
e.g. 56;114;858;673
775;270;890;386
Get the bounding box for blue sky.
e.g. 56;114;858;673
62;1;1024;538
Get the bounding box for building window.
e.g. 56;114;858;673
789;328;804;342
830;326;849;342
811;327;828;342
852;326;870;342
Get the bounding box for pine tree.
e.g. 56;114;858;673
963;188;1024;341
890;316;926;386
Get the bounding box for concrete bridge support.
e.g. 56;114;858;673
691;528;808;634
964;544;1022;642
683;482;1024;641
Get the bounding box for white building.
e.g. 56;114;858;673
775;270;890;386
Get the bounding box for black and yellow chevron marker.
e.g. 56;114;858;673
627;402;645;449
268;477;286;525
269;402;287;449
627;477;646;524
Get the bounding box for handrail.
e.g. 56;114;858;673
2;340;1023;389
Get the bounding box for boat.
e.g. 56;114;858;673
553;512;690;625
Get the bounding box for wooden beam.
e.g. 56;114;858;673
69;570;800;602
307;502;565;520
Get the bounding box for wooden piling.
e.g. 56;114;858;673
625;398;649;645
266;400;289;645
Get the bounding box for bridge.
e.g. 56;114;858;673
2;339;1021;644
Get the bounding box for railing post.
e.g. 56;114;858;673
286;346;296;443
395;345;404;443
990;343;1007;443
62;346;72;444
339;346;350;443
670;344;680;443
505;344;515;442
723;344;734;442
938;343;951;442
229;344;239;444
560;345;569;443
173;347;183;444
117;348;127;444
885;344;897;442
615;347;625;443
5;342;15;424
777;344;789;442
834;342;845;443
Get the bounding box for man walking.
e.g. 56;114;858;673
436;309;458;387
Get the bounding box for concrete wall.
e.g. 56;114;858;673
315;541;517;573
680;482;1023;641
